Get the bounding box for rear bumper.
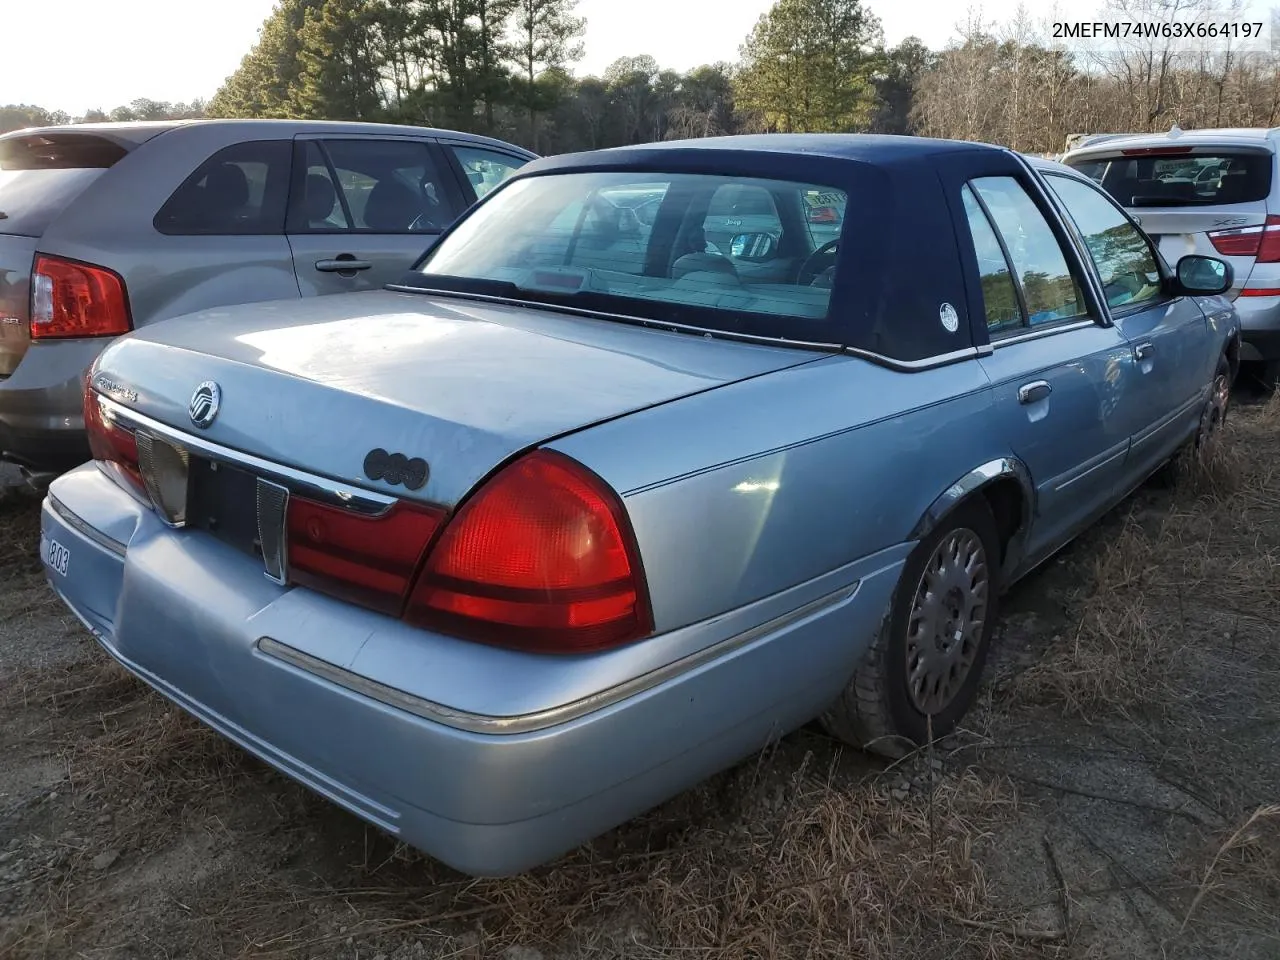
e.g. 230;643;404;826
1232;295;1280;361
0;339;107;471
41;465;902;876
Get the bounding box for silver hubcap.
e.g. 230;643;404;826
906;528;989;715
1198;372;1230;459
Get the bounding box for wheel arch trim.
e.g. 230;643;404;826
908;457;1035;558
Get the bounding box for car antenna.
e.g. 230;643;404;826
1168;123;1184;138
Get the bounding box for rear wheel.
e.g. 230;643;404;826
1195;355;1232;464
822;498;1001;758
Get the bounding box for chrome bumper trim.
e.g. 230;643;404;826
258;580;860;736
94;394;398;517
46;493;127;558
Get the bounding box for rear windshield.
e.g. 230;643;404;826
413;171;850;339
1067;151;1272;208
0;134;128;236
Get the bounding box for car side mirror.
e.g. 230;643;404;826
1175;254;1232;296
729;232;778;262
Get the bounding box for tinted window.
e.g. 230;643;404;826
1046;174;1163;310
960;185;1021;333
971;177;1086;326
294;141;349;231
1067;151;1272;207
1070;160;1106;184
0;133;129;236
155;140;291;236
449;145;527;200
418;171;846;329
290;139;454;234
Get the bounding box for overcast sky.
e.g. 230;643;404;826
0;0;1220;115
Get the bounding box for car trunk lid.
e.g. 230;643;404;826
94;289;825;506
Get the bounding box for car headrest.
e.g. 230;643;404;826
203;163;250;210
364;178;421;231
304;174;337;223
672;253;738;281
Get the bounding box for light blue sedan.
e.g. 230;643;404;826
39;135;1239;877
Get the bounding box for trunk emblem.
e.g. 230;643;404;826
189;381;221;429
92;374;138;403
364;448;429;490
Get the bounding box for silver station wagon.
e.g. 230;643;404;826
41;134;1239;877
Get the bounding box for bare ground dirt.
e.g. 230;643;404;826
1;403;1278;960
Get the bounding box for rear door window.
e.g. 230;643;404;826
1069;151;1272;207
966;176;1088;329
960;186;1022;333
288;139;457;234
0;133;130;237
1045;174;1164;310
154;140;292;235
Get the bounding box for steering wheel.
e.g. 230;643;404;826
797;239;840;286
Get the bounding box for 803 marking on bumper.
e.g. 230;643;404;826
41;534;70;577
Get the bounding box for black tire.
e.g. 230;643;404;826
821;497;1002;758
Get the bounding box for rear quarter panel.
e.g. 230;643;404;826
549;352;1002;635
35;125;300;327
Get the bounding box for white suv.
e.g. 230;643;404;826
1064;127;1280;381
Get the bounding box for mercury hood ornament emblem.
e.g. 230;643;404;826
189;381;221;429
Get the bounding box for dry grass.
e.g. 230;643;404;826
5;659;1047;960
437;762;1029;960
2;645;1044;960
213;765;1038;960
1183;805;1280;936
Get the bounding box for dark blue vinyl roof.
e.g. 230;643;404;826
520;133;1009;177
412;133;1041;364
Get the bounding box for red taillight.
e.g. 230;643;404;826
286;497;446;616
808;206;838;223
405;449;652;653
1207;216;1280;262
83;374;147;499
31;255;132;340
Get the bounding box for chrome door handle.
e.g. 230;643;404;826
1018;380;1052;405
315;258;372;272
1135;341;1155;361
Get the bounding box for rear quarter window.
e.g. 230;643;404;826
154;140;292;236
0;133;129;237
1069;151;1273;207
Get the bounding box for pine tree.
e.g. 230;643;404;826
294;0;385;120
509;0;584;149
208;0;320;118
735;0;883;133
